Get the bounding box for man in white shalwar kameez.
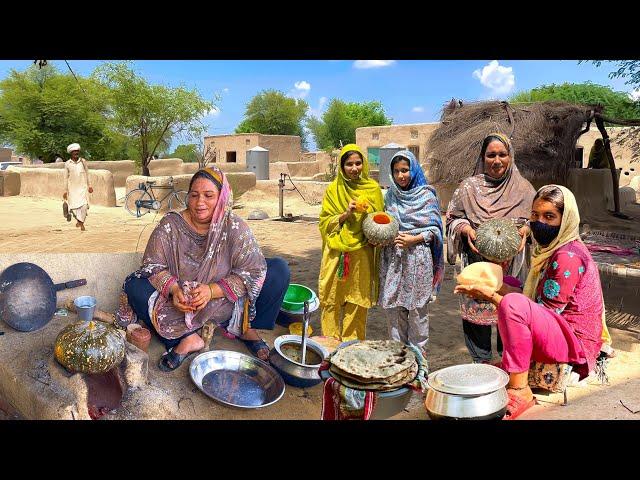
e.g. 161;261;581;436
63;143;93;231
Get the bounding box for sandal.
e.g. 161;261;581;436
158;348;197;372
503;391;537;420
240;337;270;361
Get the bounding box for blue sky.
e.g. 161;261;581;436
0;60;636;151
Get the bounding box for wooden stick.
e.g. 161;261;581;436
201;321;215;351
595;116;621;214
63;300;116;324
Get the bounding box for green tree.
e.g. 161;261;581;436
0;64;116;162
308;99;392;150
169;143;198;163
235;89;308;146
588;60;640;88
94;61;214;176
510;82;640;120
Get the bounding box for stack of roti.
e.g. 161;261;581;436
328;340;418;391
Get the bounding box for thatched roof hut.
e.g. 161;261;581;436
427;100;592;189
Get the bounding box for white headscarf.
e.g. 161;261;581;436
67;143;81;154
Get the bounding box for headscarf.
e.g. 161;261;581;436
319;144;384;252
385;150;445;293
446;133;535;229
523;185;581;299
67;143;81;153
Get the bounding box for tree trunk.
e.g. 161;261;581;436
595;116;620;214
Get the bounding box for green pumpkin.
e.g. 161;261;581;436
54;320;126;374
475;218;521;263
362;211;399;246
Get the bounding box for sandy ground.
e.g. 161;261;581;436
1;192;640;420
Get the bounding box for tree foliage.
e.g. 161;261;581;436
0;64;118;161
93;61;214;175
169;143;199;163
510;82;640;120
235;89;308;146
308;99;392;150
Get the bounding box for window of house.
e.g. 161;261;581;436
246;139;250;145
372;132;379;140
226;151;237;163
411;130;419;139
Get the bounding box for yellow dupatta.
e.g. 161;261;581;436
319;144;384;252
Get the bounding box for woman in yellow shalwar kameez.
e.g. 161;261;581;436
318;144;384;341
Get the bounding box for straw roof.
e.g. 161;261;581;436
427;100;592;188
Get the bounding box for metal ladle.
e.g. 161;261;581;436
300;300;309;365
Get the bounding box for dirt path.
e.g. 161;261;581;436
1;194;639;420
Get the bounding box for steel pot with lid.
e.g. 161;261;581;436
425;364;509;420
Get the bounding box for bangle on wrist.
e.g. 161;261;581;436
209;283;214;300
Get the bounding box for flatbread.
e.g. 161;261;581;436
456;261;503;290
329;361;413;385
329;362;418;391
329;340;416;381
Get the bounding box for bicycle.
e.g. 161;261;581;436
124;176;188;217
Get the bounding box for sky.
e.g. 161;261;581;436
0;59;636;151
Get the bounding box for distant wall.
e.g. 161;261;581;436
125;172;257;209
9;167;116;207
20;160;135;188
0;171;21;196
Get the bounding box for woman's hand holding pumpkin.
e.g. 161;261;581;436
462;225;480;254
517;225;529;252
394;233;421;249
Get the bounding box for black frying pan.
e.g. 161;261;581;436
0;262;86;332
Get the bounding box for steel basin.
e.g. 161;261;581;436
319;368;414;419
190;350;285;409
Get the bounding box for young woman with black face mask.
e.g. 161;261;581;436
455;185;607;419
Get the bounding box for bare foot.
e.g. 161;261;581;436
80;224;86;231
507;386;534;403
173;333;205;355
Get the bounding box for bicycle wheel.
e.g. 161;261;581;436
168;190;188;211
125;189;153;217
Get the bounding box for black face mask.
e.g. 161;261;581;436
530;221;561;246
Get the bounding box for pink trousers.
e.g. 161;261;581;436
497;293;585;373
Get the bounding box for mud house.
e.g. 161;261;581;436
355;123;440;168
204;133;302;164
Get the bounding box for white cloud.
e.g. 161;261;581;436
308;96;328;119
290;80;311;99
223;88;230;93
472;60;515;96
629;88;640;101
353;60;396;69
412;106;425;113
203;106;220;118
